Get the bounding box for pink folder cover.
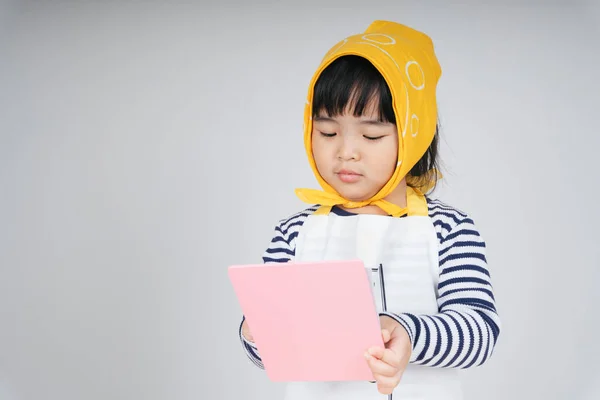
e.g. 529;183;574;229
228;259;384;382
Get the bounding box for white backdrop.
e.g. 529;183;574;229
1;1;599;399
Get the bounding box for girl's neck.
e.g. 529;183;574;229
339;179;407;216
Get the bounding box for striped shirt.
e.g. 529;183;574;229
239;197;501;370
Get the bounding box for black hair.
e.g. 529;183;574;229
312;55;442;193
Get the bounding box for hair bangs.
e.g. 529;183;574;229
312;55;395;123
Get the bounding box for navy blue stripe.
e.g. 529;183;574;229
465;313;483;369
445;313;464;367
420;316;442;364
331;206;356;216
265;247;294;256
478;321;491;366
440;287;495;301
405;313;421;350
429;208;468;220
440;298;496;313
432;317;453;367
440;252;487;266
430;200;467;217
467;302;497;315
270;236;288;245
277;219;305;236
288;231;299;243
244;342;260;359
440;264;490;278
450;311;474;368
262;256;291;263
439;241;486;257
415;316;430;363
429;210;465;225
428;201;468;217
438;277;491;290
442;228;481;244
280;210;315;230
433;219;452;234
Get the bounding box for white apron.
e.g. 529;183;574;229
283;189;463;400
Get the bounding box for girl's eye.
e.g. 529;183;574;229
364;135;385;141
320;132;337;138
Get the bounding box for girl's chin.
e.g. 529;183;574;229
325;180;380;202
336;190;376;203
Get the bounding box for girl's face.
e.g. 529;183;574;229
311;102;399;203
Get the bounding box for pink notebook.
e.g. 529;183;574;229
228;259;384;382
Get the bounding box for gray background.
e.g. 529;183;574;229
1;0;599;399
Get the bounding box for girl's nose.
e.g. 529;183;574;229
337;137;360;161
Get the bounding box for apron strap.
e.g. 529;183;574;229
406;186;429;216
313;187;428;217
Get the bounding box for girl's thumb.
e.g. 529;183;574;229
382;329;391;343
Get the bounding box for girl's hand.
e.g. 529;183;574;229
364;315;412;395
241;319;254;343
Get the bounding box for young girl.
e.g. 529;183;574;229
238;20;501;400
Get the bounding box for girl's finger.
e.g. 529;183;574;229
379;348;402;369
381;329;391;343
366;346;385;360
368;347;401;369
365;353;397;377
373;374;401;394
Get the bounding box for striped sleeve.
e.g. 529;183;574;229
238;208;314;368
262;219;298;264
239;315;264;369
381;214;501;369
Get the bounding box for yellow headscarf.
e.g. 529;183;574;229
294;20;442;217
